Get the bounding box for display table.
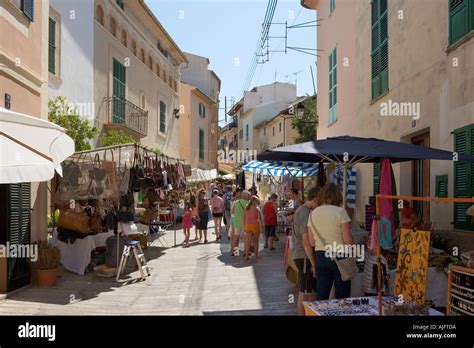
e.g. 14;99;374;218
347;267;448;307
303;296;443;316
52;230;114;275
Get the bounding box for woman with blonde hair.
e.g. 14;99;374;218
244;195;262;261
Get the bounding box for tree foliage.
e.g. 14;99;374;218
291;96;317;144
101;130;136;147
48;96;97;151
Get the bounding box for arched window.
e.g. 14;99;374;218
163;69;167;82
131;39;137;56
156;63;161;77
140;48;145;63
141;95;146;109
110;17;117;37
96;5;105;26
148;55;153;70
121;29;127;47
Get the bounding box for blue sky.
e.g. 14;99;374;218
145;0;317;125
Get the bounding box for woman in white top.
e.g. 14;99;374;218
307;183;353;300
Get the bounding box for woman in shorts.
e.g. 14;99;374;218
244;195;262;261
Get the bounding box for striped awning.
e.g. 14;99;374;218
240;160;319;177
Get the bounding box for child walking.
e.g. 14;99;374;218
182;202;193;246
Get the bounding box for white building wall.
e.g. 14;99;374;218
243;82;296;112
48;0;95;118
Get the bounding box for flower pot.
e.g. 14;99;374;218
36;268;58;287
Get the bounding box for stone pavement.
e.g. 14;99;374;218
0;221;297;315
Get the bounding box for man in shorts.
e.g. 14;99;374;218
292;187;319;315
231;190;249;255
263;193;278;250
223;186;234;239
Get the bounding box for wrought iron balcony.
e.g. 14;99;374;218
104;97;148;137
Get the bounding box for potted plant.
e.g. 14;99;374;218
47;209;60;235
33;241;61;287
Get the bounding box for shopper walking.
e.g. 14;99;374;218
263;194;278;250
292;188;319;315
244;195;262;262
182;202;193;246
232;190;249;255
211;189;225;241
307;183;354;300
195;189;210;244
223;186;233;239
190;188;198;240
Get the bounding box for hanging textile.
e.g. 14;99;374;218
379;158;395;241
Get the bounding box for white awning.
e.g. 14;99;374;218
187;168;218;183
0;107;75;183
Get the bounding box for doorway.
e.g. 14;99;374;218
411;132;430;225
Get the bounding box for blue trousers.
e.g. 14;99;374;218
315;251;351;300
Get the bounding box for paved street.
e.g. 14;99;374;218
0;222;297;315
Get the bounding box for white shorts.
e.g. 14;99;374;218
232;227;243;239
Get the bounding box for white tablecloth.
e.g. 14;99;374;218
349;267;448;307
52;230;114;275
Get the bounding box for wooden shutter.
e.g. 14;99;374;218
22;0;34;21
199;129;205;160
373;162;380;195
7;183;31;291
453;126;473;230
112;58;126;123
435;175;448;198
371;0;388;100
328;48;337;123
48;18;56;74
449;0;469;45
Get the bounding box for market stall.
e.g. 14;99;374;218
52;143;189;277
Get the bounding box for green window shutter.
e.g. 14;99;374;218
48;18;56;74
453;125;473;230
160;101;166;133
112;58;126;123
373;162;380;195
199;129;205;160
371;0;388;100
328;47;337;124
116;0;124;10
330;0;335;13
22;0;34;22
435;175;448;198
449;0;469;45
6;183;31;291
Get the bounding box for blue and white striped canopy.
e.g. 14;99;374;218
240;160;319;177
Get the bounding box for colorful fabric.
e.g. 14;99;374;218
395;228;431;304
379;158;395;239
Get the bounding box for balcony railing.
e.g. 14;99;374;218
104;97;148;136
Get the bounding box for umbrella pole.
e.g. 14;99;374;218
342;163;347;208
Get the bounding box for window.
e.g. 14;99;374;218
329;47;337;124
156;63;161;77
116;0;124;10
199;129;205;160
453;124;474;230
330;0;335;13
13;0;34;21
110;17;117;37
449;0;474;45
279;122;282;133
159;101;166;133
199;103;206;118
131;39;137;56
239;129;243;139
163;69;167;82
148;55;153;70
435;175;448;198
96;5;104;26
371;0;388;100
112;58;126;123
168;75;172;87
373;162;380;195
48;18;56;74
273;127;275;136
245;124;249;141
121;29;127;47
140;48;145;63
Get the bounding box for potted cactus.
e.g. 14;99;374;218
33;241;61;287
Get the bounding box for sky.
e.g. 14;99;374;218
145;0;317;126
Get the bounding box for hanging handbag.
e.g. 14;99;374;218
141;208;158;225
89;154;106;181
104;206;118;230
57;210;91;233
117;210;135;223
309;214;358;281
120;191;135;211
129;150;144;192
63;160;82;186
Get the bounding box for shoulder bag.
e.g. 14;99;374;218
309;213;358;281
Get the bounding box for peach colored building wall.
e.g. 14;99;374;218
0;0;50;294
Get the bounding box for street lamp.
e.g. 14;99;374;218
296;103;305;119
